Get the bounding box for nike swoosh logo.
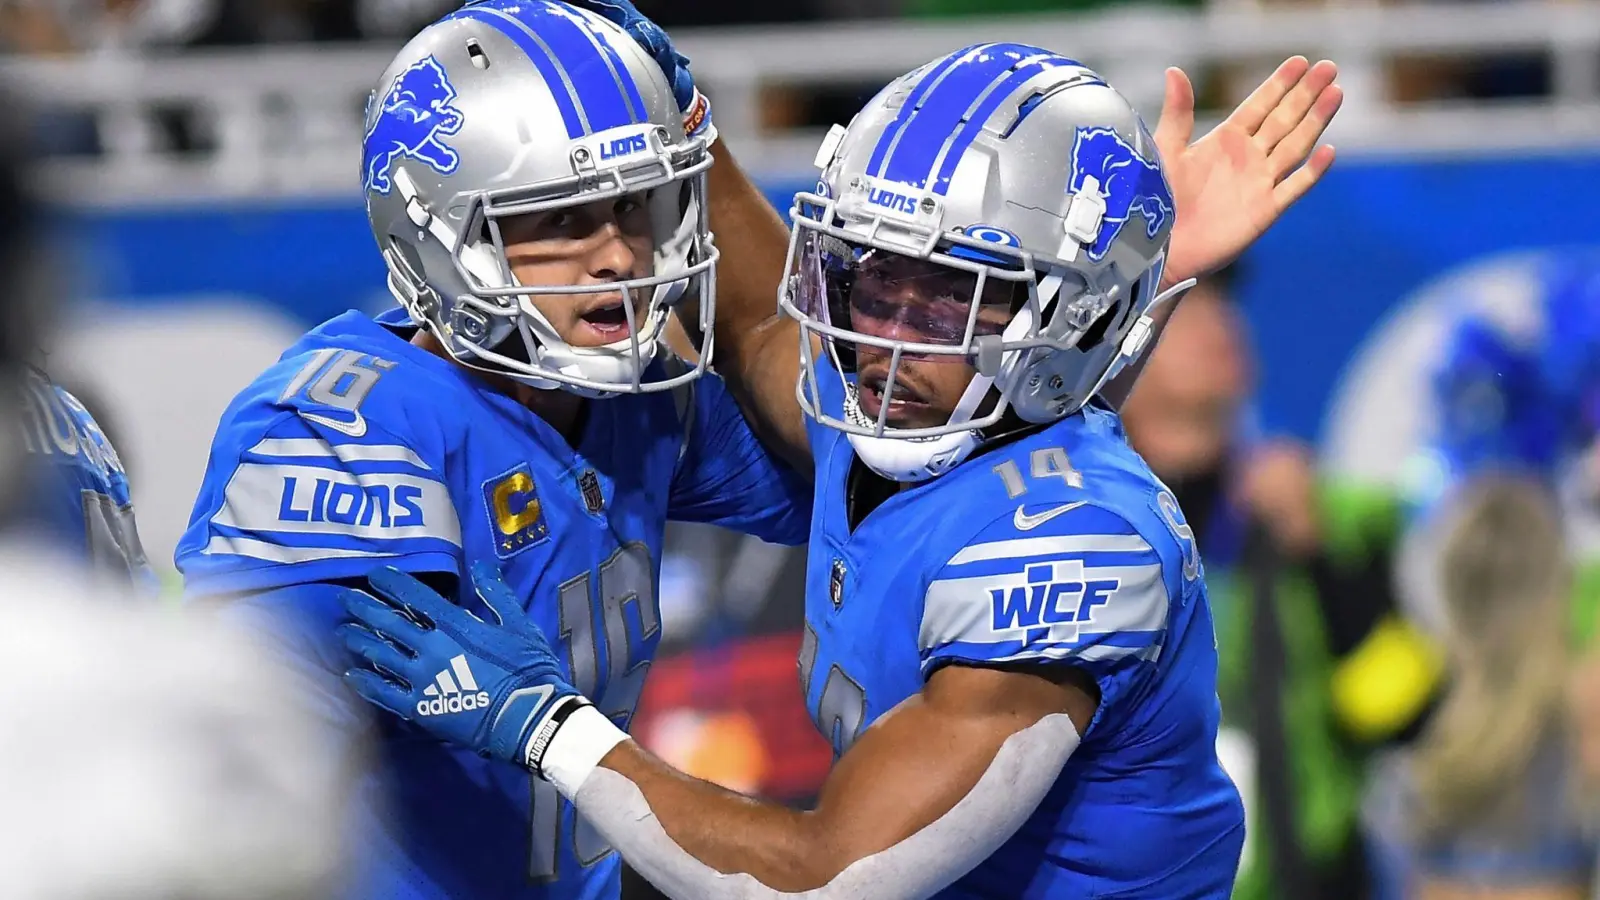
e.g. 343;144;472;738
1013;501;1088;531
301;410;369;439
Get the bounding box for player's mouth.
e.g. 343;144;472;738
856;371;935;424
577;298;633;344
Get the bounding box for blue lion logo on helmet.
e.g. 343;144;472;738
363;56;466;195
1068;127;1173;262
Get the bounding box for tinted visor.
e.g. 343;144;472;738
795;232;1022;373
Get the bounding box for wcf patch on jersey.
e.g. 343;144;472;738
484;463;549;558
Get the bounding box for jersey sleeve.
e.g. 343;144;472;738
667;369;812;545
206;581;371;734
176;402;464;595
917;502;1171;716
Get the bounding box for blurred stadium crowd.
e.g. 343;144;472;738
5;0;1600;899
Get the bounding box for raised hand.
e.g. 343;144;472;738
562;0;714;141
1154;57;1343;285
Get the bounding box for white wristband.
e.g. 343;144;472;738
540;703;629;797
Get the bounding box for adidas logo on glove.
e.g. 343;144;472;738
417;654;492;716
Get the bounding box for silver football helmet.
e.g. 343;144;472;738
362;0;715;397
782;44;1193;481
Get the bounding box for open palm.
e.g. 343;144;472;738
1155;57;1343;285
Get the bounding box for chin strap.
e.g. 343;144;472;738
1083;276;1197;404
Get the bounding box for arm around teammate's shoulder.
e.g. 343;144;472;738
577;658;1093;898
698;141;813;474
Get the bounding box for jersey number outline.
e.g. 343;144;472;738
992;446;1084;499
528;541;660;881
1156;489;1201;582
82;490;149;582
281;349;396;438
799;622;868;756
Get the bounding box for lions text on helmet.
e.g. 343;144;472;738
362;0;717;398
783;47;1190;482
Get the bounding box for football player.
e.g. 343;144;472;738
0;84;345;900
337;9;1343;897
14;370;154;588
1;94;152;587
173;2;808;898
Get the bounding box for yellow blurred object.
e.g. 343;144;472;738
646;709;770;795
1330;614;1444;742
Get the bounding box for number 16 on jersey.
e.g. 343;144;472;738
528;542;659;881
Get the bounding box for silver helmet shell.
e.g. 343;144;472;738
362;0;716;397
783;44;1180;481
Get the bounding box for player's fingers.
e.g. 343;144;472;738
343;667;415;721
366;566;467;630
338;623;417;679
1151;67;1196;158
1254;60;1338;153
1270;144;1337;214
470;559;524;628
1266;83;1343;181
341;585;433;650
1226;56;1310;136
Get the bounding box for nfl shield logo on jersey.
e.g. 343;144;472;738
830;558;847;609
579;470;605;515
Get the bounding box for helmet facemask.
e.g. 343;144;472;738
783;188;1174;481
382;128;716;398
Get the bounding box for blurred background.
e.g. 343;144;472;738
6;0;1600;897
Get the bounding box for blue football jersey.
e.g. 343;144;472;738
799;366;1245;898
175;309;810;900
15;368;154;590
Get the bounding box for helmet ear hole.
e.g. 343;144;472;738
1115;277;1145;332
1076;300;1121;353
1074;276;1145;353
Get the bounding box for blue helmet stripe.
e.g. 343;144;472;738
558;6;648;126
502;0;638;132
866;45;980;180
881;43;1051;190
927;56;1077;195
448;5;584;138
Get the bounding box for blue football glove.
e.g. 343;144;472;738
340;560;586;771
563;0;715;142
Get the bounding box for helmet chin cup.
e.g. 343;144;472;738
843;384;984;483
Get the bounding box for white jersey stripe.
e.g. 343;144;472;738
202;535;398;565
923;641;1163;672
247;438;432;470
947;533;1152;566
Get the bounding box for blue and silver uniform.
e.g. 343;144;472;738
16;368;154;589
176;309;809;899
799;363;1245;898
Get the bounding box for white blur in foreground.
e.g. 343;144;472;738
0;543;351;899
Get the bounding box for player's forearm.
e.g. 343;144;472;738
704;141;811;469
582;741;831;891
534;671;1085;900
532;701;837;894
707;142;789;341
